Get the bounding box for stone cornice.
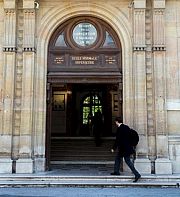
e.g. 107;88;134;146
3;47;17;52
152;46;166;51
133;46;146;51
23;47;36;52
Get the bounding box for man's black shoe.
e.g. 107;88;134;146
133;174;141;182
110;172;120;175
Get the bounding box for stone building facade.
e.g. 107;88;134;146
0;0;180;174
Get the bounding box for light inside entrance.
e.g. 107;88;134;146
82;94;102;124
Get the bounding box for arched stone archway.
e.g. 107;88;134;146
33;2;135;172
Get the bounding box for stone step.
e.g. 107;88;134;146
51;161;114;164
51;138;114;162
50;156;114;161
0;175;179;188
51;156;113;160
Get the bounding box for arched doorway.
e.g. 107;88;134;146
46;16;122;168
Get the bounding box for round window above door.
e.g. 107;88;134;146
72;22;98;47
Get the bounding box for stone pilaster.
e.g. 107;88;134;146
152;0;172;174
0;0;17;173
145;0;156;174
16;0;35;173
132;0;151;174
11;4;23;170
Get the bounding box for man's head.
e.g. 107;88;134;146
115;117;122;126
115;117;122;123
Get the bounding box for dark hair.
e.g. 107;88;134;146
115;117;122;123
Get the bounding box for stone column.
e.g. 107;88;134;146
16;0;35;173
0;0;17;173
153;0;172;174
132;0;151;174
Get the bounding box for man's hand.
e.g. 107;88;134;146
111;149;114;153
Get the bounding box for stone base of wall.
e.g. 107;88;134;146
134;158;151;174
34;158;46;172
123;158;151;174
155;158;172;174
0;158;12;173
16;159;34;173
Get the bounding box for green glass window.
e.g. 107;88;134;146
82;94;102;124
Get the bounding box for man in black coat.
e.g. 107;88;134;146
111;117;141;182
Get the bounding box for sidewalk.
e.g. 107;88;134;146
0;187;180;197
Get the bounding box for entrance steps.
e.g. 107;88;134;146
0;174;180;188
9;137;176;188
50;137;115;165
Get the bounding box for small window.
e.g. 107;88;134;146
55;32;67;47
103;31;116;47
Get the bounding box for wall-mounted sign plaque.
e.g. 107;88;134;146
54;56;65;65
72;22;97;47
70;55;99;65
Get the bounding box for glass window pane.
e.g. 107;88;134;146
103;31;116;47
84;96;90;104
55;32;67;47
83;106;90;124
73;23;97;47
82;94;102;125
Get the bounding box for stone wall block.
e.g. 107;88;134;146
20;52;34;136
2;52;15;135
154;52;166;134
168;136;180;173
4;0;16;9
133;51;147;134
134;158;151;174
16;158;33;173
155;158;172;174
0;158;12;173
19;135;32;155
0;135;12;155
23;0;35;9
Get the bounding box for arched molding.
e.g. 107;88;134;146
34;2;134;161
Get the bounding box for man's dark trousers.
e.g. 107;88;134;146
114;152;140;177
